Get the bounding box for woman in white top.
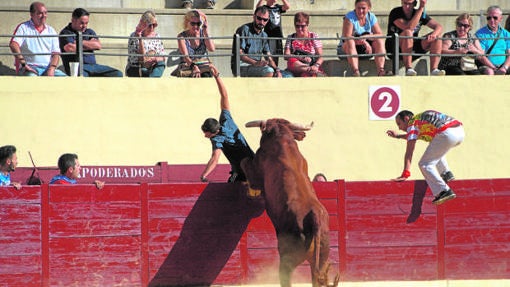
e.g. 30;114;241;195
126;10;166;77
340;0;387;76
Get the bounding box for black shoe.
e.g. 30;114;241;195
432;189;456;205
441;171;455;183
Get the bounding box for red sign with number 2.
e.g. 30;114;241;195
369;86;400;120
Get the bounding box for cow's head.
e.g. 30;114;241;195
245;119;313;141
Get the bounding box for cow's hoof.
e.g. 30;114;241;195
247;187;262;198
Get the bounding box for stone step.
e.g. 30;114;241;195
2;0;510;11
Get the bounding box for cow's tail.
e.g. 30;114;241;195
313;217;321;275
303;206;324;275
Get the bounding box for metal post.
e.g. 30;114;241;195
78;31;84;77
235;34;240;78
392;33;399;76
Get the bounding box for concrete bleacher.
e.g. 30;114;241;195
1;0;509;76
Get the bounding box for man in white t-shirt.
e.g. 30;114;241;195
9;2;66;76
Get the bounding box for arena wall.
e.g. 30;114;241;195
1;179;508;286
0;76;508;181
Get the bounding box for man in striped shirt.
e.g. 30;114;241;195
386;110;464;205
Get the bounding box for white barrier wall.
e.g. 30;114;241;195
0;76;508;181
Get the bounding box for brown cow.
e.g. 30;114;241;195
241;118;339;287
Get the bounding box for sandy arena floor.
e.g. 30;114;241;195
218;280;510;287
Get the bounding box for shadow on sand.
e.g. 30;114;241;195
149;182;265;287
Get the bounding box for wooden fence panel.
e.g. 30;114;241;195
442;179;510;279
0;179;509;286
0;186;42;287
343;180;439;281
47;184;143;287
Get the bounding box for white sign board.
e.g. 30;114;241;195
368;85;401;120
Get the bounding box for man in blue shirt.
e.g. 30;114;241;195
475;5;510;75
200;66;254;183
0;145;21;190
59;8;122;77
231;6;282;77
50;153;104;189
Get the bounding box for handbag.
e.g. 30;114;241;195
171;58;211;77
460;56;477;71
142;50;157;69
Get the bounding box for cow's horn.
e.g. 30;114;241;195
245;120;265;128
289;121;314;131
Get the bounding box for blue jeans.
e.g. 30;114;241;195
22;65;67;76
126;61;165;78
82;63;123;77
240;64;274;77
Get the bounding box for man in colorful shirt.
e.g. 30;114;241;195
0;145;21;190
200;66;254;183
50;153;104;189
386;110;464;205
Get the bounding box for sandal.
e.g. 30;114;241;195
352;69;360;77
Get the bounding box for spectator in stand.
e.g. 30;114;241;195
231;6;283;77
59;8;123;77
0;145;21;190
126;10;166;77
182;0;215;9
9;2;66;76
256;0;290;66
312;173;327;182
50;153;104;189
284;12;325;77
438;13;485;75
175;9;216;78
339;0;389;77
475;6;510;75
386;0;445;76
200;66;255;183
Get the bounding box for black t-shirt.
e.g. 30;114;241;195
386;7;431;37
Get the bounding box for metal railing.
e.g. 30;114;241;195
1;32;508;77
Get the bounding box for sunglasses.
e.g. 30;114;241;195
190;21;202;27
256;16;269;22
457;23;470;29
486;16;499;21
295;24;307;28
148;23;158;28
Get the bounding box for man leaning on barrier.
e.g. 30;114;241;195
385;0;445;76
59;8;123;77
475;5;510;75
9;2;67;76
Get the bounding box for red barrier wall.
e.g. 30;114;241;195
11;163;233;184
1;179;509;286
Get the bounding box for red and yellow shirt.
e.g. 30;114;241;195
407;110;462;142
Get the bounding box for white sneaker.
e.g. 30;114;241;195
406;68;417;76
431;69;445;76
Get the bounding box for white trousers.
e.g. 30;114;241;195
418;125;465;196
